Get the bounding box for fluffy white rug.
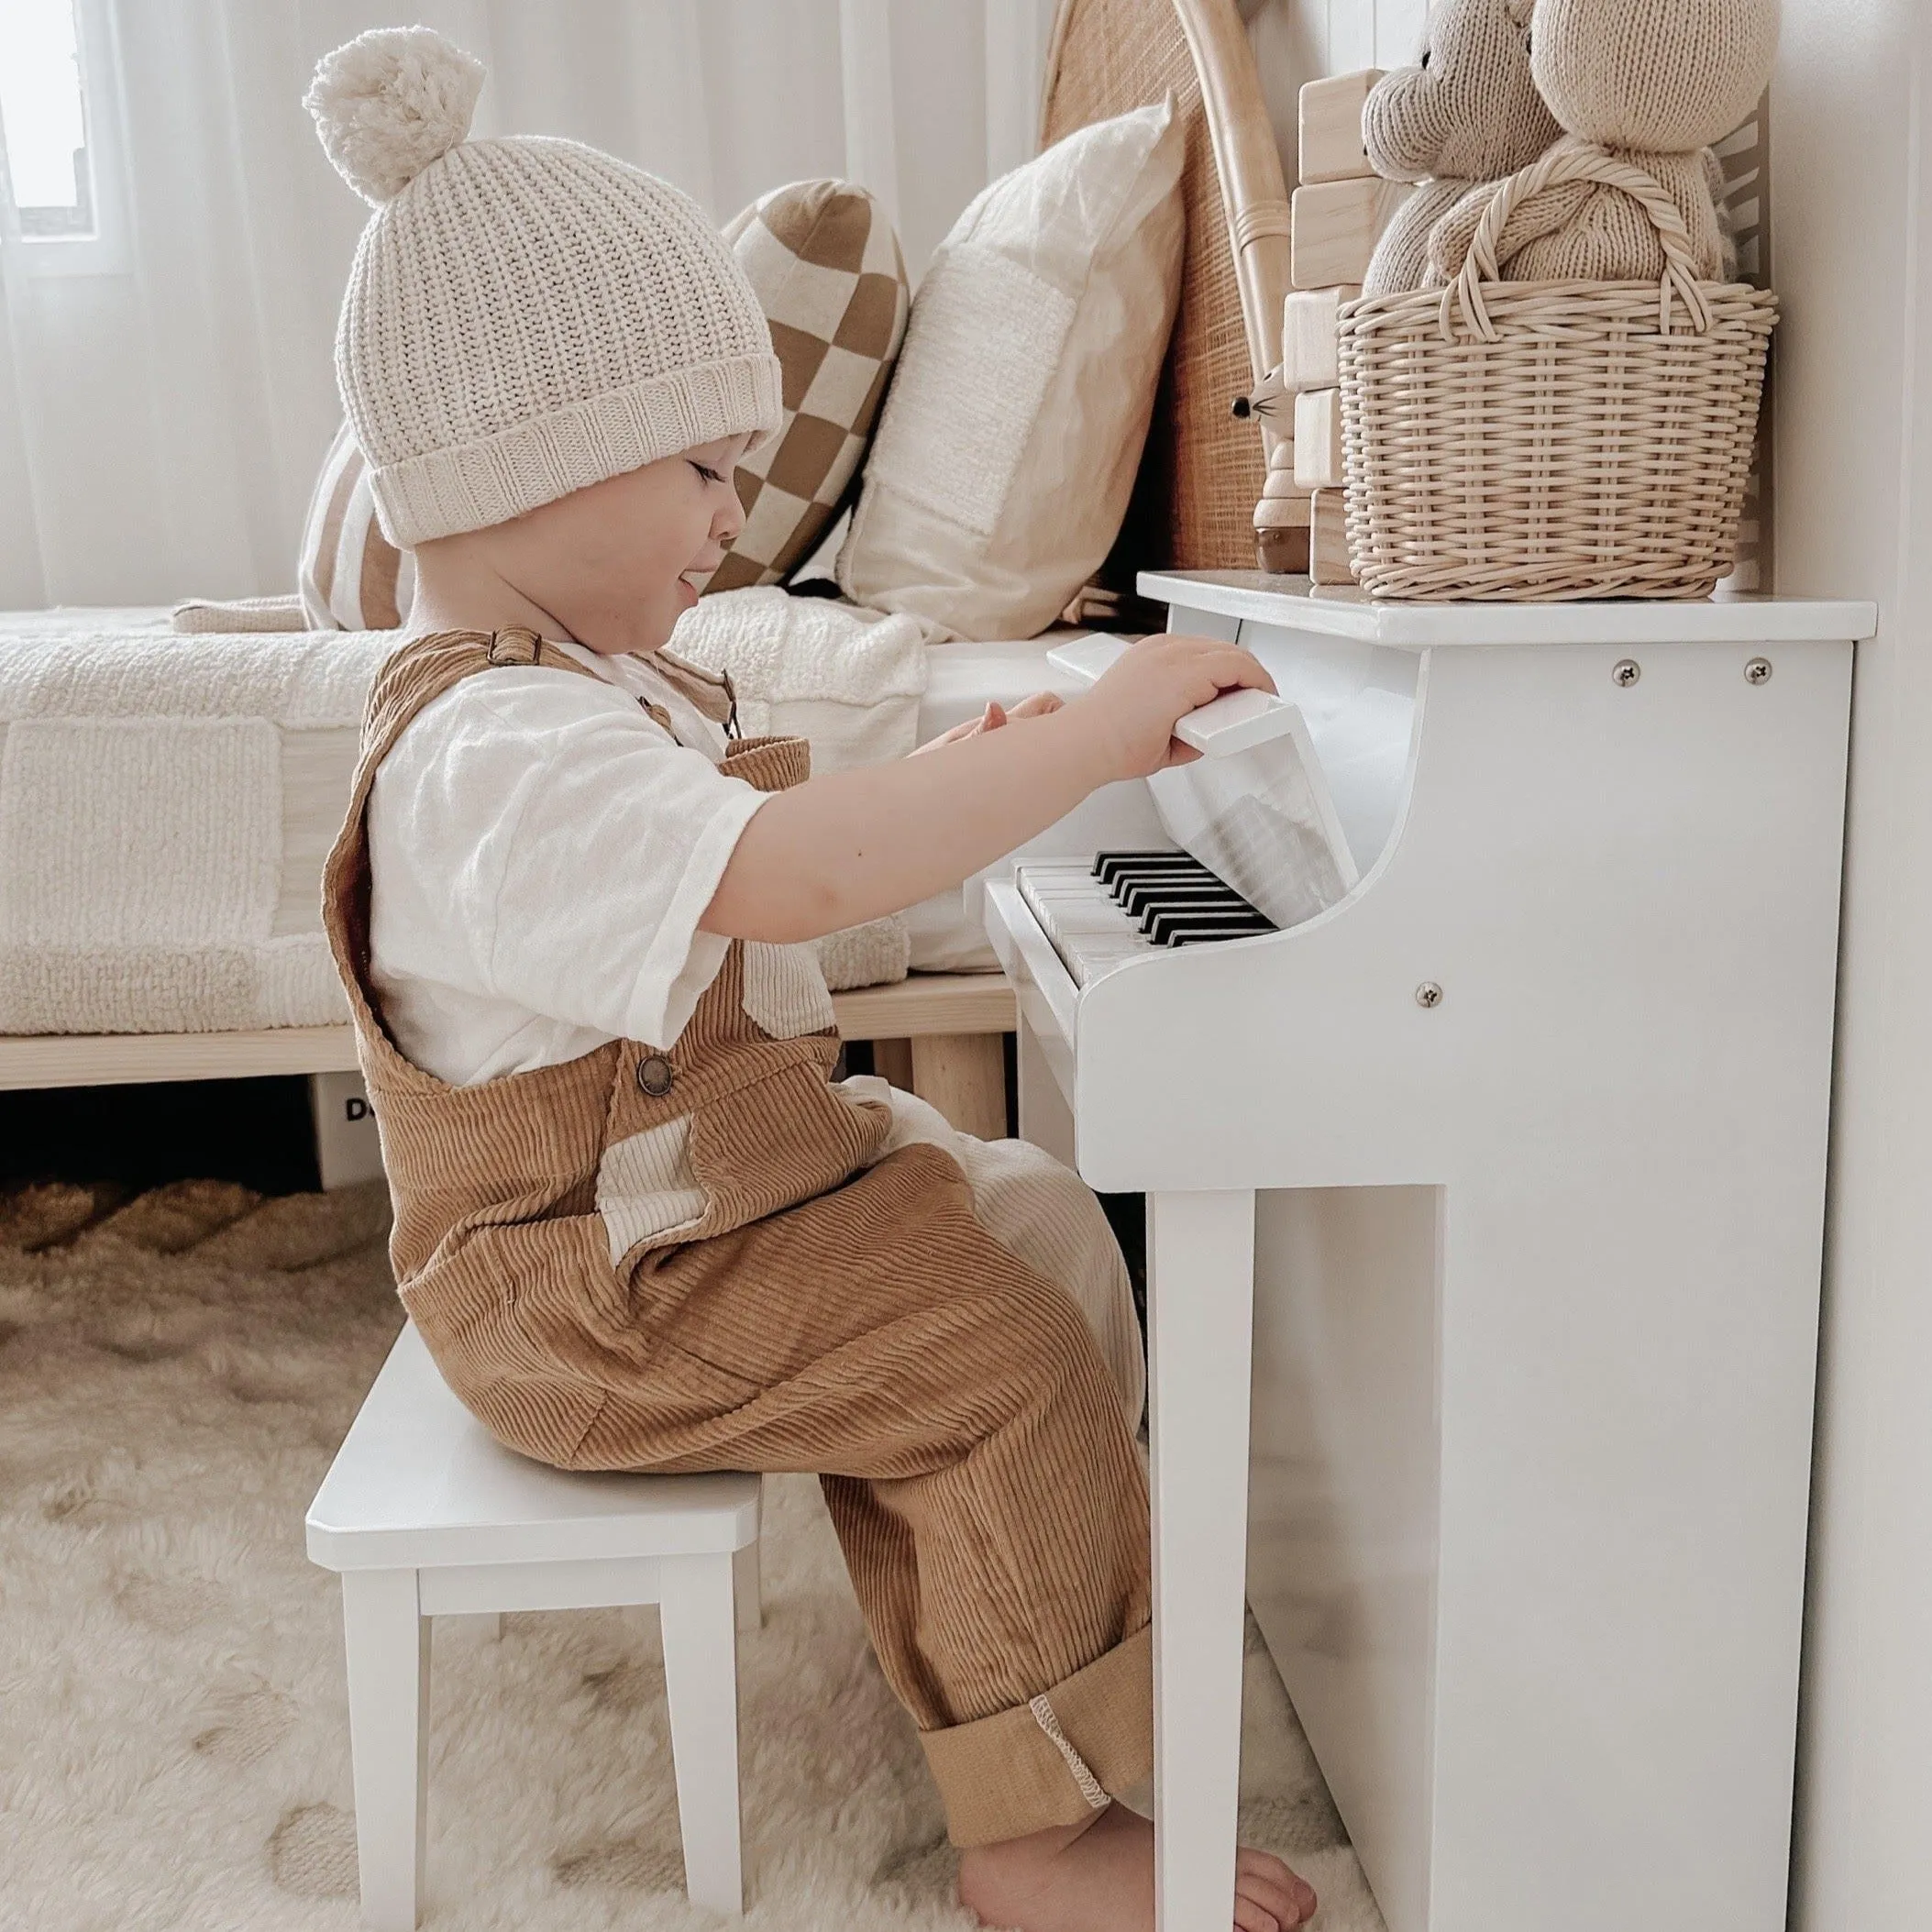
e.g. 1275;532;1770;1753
0;1179;1386;1932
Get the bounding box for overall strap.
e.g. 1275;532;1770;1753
357;626;601;775
654;646;739;733
323;627;606;1091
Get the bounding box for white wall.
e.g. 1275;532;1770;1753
1769;3;1932;1926
1246;0;1428;183
1248;0;1427;89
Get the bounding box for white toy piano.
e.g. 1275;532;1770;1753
983;570;1879;1932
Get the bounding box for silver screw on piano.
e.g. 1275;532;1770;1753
1745;657;1773;685
1416;981;1443;1010
1613;659;1641;688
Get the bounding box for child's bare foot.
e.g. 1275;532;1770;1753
956;1801;1316;1932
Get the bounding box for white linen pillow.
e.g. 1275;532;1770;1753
836;99;1186;642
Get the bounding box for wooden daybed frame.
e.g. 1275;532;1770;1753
0;0;1287;1151
0;979;1016;1142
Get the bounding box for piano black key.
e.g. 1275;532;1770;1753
1113;873;1250;907
1147;910;1275;944
1094;848;1194;870
1129;899;1244;928
1165;923;1276;946
1138;908;1266;941
1112;867;1220;889
1093;850;1274;949
1093;850;1199;885
1118;879;1244;917
1108;866;1218;898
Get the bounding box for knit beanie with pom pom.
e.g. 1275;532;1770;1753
306;26;782;547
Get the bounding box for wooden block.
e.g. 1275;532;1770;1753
1293;388;1344;491
1298;71;1383;185
1261;464;1305;501
1253;491;1313;530
1256;523;1311;574
1310;488;1354;586
1282;285;1361;391
1291;178;1411;291
910;1033;1007;1140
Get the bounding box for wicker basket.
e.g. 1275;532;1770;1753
1337;143;1778;602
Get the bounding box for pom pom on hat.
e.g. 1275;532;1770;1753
305;25;484;204
314;26;782;546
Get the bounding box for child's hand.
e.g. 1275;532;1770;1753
912;690;1064;754
1073;633;1277;779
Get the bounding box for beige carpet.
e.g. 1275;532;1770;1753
0;1178;1386;1932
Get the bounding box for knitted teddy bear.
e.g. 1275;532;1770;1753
1424;0;1777;287
1359;0;1560;297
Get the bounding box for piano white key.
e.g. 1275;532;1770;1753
1067;942;1158;988
982;880;1079;1089
1019;863;1158;988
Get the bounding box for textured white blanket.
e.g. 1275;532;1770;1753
0;592;933;1035
0;620;388;1033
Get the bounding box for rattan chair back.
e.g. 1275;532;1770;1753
1040;0;1289;574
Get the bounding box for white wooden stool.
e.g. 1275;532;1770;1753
306;1320;762;1927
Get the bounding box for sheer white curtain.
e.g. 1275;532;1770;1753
0;0;1056;609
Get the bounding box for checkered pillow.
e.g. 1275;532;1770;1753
705;181;910;593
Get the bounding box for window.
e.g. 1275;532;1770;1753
0;0;124;273
0;0;91;236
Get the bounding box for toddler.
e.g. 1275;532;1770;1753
310;28;1312;1932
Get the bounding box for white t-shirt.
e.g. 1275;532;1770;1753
365;639;769;1087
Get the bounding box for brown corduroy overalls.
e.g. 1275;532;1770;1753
321;627;1154;1845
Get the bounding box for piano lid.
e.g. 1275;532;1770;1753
1044;634;1360;925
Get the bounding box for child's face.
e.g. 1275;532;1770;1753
484;433;751;651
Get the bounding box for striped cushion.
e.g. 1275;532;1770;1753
705;181;910;594
297;422;415;631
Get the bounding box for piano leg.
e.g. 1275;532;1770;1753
1145;1187;1256;1932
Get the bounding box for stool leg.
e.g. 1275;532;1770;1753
659;1552;743;1915
341;1568;431;1931
733;1540;762;1633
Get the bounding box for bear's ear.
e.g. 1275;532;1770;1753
1362;66;1449;182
